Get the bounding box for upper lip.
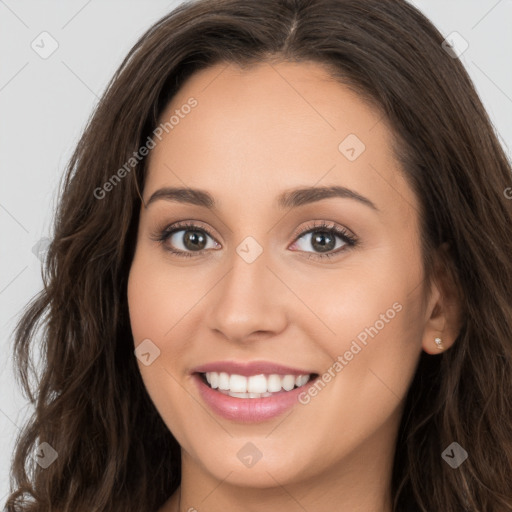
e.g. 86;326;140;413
192;360;316;377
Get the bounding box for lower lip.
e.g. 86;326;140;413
193;373;314;423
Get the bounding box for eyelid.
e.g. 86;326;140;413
153;220;219;246
289;220;357;245
156;219;219;241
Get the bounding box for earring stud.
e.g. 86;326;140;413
434;337;444;350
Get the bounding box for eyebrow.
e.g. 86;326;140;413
145;185;378;211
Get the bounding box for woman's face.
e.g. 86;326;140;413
128;61;440;491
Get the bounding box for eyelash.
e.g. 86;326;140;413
151;220;358;261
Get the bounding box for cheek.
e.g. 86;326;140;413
127;253;196;447
127;246;188;343
291;246;424;360
291;245;425;416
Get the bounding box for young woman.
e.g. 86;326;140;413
6;0;512;511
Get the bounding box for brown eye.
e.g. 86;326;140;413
288;221;358;261
154;222;220;258
174;229;208;251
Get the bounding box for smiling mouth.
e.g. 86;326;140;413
197;371;319;399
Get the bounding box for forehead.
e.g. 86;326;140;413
144;60;416;218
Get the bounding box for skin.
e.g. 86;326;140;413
127;60;460;512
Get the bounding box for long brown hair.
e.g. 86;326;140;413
5;0;512;510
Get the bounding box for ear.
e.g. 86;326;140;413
421;243;463;355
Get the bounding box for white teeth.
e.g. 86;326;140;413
295;375;309;387
217;389;274;398
209;372;219;389
248;374;267;393
218;372;230;390
229;374;247;393
282;375;296;391
267;374;282;392
204;372;312;396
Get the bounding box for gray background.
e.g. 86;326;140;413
1;0;511;501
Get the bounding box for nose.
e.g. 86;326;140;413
205;244;288;344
